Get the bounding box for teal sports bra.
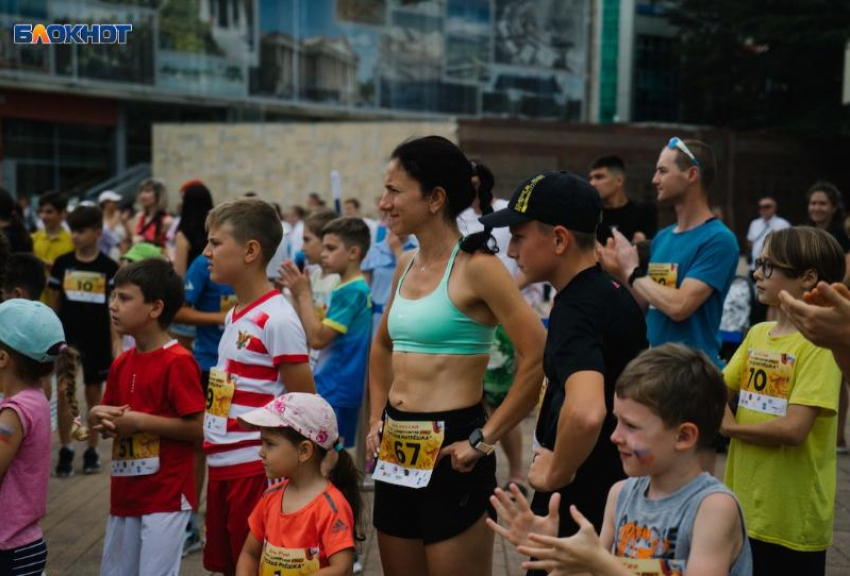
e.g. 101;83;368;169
388;242;496;355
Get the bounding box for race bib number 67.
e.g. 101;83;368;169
373;417;445;489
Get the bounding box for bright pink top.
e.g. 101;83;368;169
0;388;50;549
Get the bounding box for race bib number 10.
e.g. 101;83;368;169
261;543;320;576
205;369;235;434
739;349;795;416
64;270;107;303
112;432;160;477
373;417;445;489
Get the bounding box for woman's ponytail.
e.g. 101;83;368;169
460;160;498;255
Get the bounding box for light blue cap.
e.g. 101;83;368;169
0;299;66;363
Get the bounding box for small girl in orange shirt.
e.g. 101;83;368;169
235;393;362;576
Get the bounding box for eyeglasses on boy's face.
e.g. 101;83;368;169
753;258;799;279
667;137;701;172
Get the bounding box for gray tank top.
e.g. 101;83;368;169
613;473;752;576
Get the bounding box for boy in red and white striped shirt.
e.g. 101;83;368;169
201;198;314;575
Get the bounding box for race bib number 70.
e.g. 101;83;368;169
648;263;678;287
738;349;795;416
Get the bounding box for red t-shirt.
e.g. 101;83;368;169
102;340;205;516
248;481;355;572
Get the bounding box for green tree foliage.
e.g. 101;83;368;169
666;0;850;134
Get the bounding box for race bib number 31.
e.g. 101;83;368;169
373;417;445;489
261;543;320;576
205;369;235;434
648;263;678;287
64;270;107;303
739;349;795;416
112;432;160;476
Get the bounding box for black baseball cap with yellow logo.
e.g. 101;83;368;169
478;171;602;233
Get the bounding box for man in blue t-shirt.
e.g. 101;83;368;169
600;137;738;366
599;138;738;472
172;252;235;554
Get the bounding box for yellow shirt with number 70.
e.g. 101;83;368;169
723;321;841;551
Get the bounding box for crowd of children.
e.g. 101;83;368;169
0;135;847;576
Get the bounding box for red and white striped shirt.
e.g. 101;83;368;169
204;290;309;479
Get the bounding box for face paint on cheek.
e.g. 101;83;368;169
629;442;655;465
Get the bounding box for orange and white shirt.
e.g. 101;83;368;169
204;290;309;479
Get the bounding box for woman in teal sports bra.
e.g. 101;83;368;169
366;136;546;576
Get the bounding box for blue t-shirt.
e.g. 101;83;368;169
361;235;417;311
184;254;236;371
646;219;739;364
315;277;372;407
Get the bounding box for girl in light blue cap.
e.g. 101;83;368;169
0;298;86;574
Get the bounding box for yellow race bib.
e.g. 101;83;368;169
112;432;160;476
261;543;320;576
220;294;238;313
204;368;235;434
739;349;795;416
648;263;678;287
372;417;445;489
617;557;685;576
63;270;107;303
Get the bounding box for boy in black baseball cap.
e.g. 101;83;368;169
482;171;648;563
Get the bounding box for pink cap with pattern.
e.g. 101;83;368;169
238;393;338;450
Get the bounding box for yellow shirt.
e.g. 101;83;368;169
723;322;840;551
31;228;74;303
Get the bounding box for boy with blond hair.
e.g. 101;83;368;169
490;344;752;576
281;216;372;447
89;258;205;576
202;198;314;575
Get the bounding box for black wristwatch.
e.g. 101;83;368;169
469;428;496;456
628;267;647;287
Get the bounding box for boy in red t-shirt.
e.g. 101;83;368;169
88;258;205;576
202;198;315;574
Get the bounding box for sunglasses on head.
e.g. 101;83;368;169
667;137;701;172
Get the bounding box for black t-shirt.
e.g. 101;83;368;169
597;200;658;243
827;223;850;253
531;265;648;538
49;251;118;358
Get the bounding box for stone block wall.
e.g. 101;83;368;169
152;121;457;214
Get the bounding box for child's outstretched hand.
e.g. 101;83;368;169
519;505;605;575
486;483;559;548
279;260;312;300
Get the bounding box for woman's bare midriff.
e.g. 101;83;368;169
388;351;490;413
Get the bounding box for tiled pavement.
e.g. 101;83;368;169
42;413;850;575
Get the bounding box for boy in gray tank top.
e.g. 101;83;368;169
489;344;752;575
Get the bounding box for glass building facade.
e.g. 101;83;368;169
0;0;592;120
